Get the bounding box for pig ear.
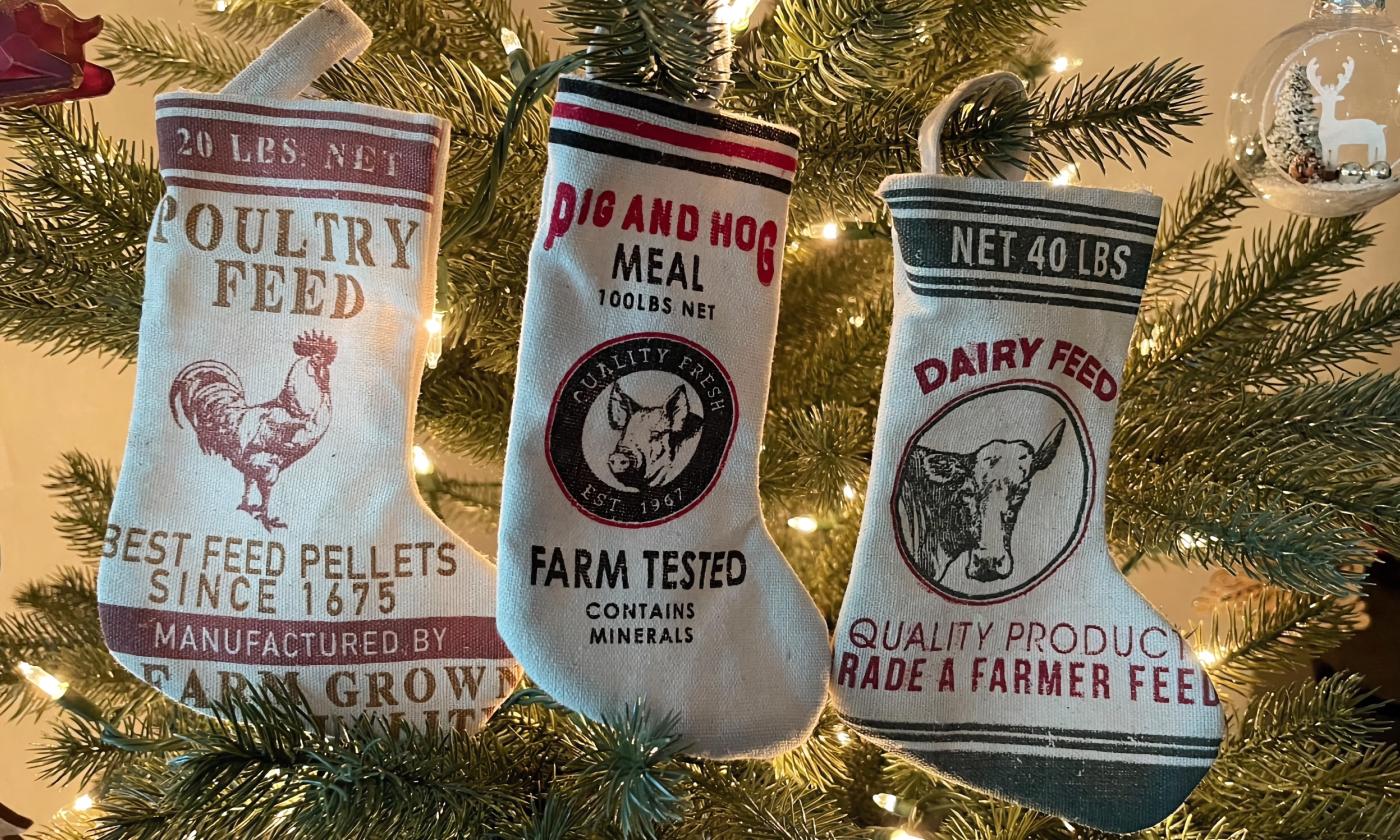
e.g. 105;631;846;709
663;385;692;430
1032;419;1066;473
924;451;969;485
608;383;637;431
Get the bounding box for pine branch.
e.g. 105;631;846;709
43;452;116;559
553;0;728;101
741;0;953;118
96;18;253;91
1148;159;1254;298
1190;675;1400;838
557;704;689;837
417;349;516;460
676;763;872;839
760;404;872;513
1028;59;1206;175
1201;590;1365;692
1129;216;1376;389
201;0;309;40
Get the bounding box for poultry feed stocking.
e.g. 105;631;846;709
495;76;829;759
97;1;517;732
828;73;1224;832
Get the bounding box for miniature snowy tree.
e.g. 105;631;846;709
1266;63;1326;181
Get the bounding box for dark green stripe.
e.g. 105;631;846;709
882;186;1160;226
906;286;1140;315
840;715;1220;747
886;198;1159;238
908;274;1143;305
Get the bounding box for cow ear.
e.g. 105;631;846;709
663;385;691;429
925;452;969;485
1032;419;1066;472
608;383;637;431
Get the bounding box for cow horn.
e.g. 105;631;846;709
1031;419;1066;473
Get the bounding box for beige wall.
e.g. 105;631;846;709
1;0;1395;827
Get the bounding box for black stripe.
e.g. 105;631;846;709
849;727;1218;759
883;186;1160;227
885;198;1159;238
907;274;1143;305
840;716;1220;747
906;285;1140;314
549;128;793;194
558;77;800;148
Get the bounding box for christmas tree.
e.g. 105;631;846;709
1264;63;1325;182
2;0;1399;837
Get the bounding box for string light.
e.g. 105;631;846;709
834;728;852;745
500;29;529;84
412;445;435;475
847;314;866;327
424;311;445;369
1178;531;1212;550
719;0;761;31
786;515;818;533
212;0;228;11
72;794;94;812
1050;163;1079;187
1051;55;1082;74
872;793;899;812
820;221;841;240
18;661;68;700
1197;649;1220;666
891;830;924;840
842;483;857;501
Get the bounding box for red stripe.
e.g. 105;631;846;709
162;176;433;212
158;96;443;137
156;116;438;191
551;102;797;173
99;603;512;666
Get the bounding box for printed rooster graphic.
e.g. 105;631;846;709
169;331;337;530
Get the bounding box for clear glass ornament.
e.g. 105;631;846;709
1227;0;1400;216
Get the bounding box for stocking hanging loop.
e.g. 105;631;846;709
220;0;372;100
917;70;1030;180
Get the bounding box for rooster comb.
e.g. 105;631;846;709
293;330;338;361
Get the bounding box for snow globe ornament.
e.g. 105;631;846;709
1228;0;1400;216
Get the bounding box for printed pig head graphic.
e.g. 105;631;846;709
606;381;704;490
901;420;1065;584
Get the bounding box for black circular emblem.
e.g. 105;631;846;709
891;379;1094;605
546;332;738;527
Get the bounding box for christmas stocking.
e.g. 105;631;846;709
496;77;829;758
97;1;518;733
830;74;1224;832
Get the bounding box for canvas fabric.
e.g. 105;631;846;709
496;77;829;759
829;73;1225;833
97;1;518;733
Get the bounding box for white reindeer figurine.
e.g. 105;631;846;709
1307;57;1388;169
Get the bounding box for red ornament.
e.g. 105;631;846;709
0;0;113;108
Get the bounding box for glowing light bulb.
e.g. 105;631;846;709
412;445;435;476
891;830;924;840
213;0;228;11
1050;164;1078;187
424;310;445;369
17;662;67;700
834;728;852;745
787;515;818;533
71;793;94;812
1177;531;1208;550
1051;55;1071;73
847;314;865;328
500;28;523;55
720;0;761;31
820;221;840;240
872;792;899;812
842;483;857;501
1197;649;1219;666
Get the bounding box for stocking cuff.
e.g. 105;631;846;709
879;174;1163;318
551;77;799;195
153;92;449;214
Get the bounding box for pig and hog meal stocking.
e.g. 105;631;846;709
98;1;518;733
496;77;829;758
830;74;1224;832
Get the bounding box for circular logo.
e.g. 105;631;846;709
891;379;1094;604
546;333;738;527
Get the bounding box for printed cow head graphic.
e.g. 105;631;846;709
893;381;1092;603
902;421;1064;584
605;381;705;490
